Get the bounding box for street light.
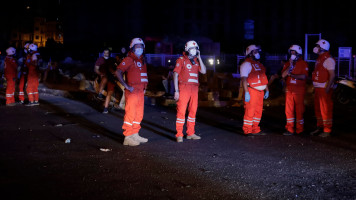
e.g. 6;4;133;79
208;58;214;65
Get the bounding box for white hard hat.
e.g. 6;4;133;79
245;44;261;56
185;40;199;51
6;47;16;55
289;44;303;55
316;39;330;51
29;43;38;51
129;38;145;49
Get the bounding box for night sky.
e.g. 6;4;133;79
1;0;355;55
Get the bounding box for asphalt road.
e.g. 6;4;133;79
0;91;356;200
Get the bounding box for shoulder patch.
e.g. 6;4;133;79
122;62;125;65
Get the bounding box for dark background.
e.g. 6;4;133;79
1;0;355;56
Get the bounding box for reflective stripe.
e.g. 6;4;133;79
28;93;34;95
34;92;38;94
188;117;195;120
177;118;185;121
124;121;132;126
187;119;195;123
141;73;147;76
188;79;198;83
19;92;24;95
189;73;198;77
253;117;261;120
141;78;148;82
133;121;140;124
244;122;253;125
176;121;185;124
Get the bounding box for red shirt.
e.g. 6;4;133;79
282;58;309;92
312;52;334;83
174;52;201;85
117;51;148;88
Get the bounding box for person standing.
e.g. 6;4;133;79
18;42;30;104
25;44;41;106
310;39;335;137
94;49;111;100
4;47;18;106
173;40;206;142
116;38;148;146
281;45;309;135
240;45;269;135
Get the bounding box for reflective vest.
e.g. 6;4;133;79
244;58;268;87
312;52;334;83
175;54;200;85
119;52;148;86
284;58;308;88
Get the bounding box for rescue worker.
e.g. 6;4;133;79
97;49;118;114
173;40;207;142
116;38;148;146
18;42;30;104
25;44;41;106
94;49;111;100
4;47;18;106
240;45;269;135
310;39;335;137
281;45;309;135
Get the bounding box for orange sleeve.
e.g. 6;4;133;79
295;61;309;76
281;63;289;74
117;57;131;72
173;58;183;74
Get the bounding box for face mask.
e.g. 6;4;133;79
135;48;143;56
104;56;109;59
290;55;297;60
313;47;319;54
189;49;197;57
254;53;260;60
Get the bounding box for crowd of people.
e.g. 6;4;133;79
2;37;336;146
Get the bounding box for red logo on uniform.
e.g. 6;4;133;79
193;42;196;45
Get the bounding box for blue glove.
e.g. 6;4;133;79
264;91;269;99
245;92;250;102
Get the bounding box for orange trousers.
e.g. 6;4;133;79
5;75;16;104
122;87;145;136
19;73;27;101
314;88;333;133
243;87;264;134
285;91;305;134
176;84;199;137
27;72;39;102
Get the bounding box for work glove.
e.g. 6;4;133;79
244;92;250;102
264;91;269;99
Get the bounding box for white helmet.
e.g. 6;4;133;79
289;44;303;55
245;44;260;56
129;38;145;49
316;39;330;51
6;47;16;56
185;40;199;52
29;43;38;51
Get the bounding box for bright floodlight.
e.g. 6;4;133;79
208;59;214;65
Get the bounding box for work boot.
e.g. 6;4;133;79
17;101;25;105
123;135;140;146
132;133;148;143
319;132;331;138
254;131;267;136
310;128;322;136
33;101;40;106
187;134;201;140
102;107;109;114
25;102;35;106
6;103;16;106
283;131;294;136
176;137;183;143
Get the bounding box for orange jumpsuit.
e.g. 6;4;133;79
117;52;148;136
26;52;40;102
19;54;30;101
174;53;201;138
312;52;335;133
4;56;18;104
242;58;268;134
281;58;309;134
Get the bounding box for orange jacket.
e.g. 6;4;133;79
174;52;200;85
244;58;268;87
282;58;308;91
312;52;334;83
4;56;17;77
117;51;148;88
